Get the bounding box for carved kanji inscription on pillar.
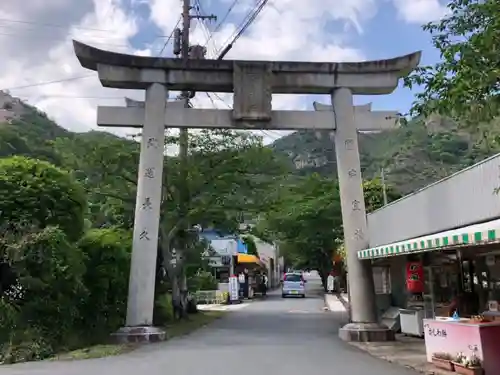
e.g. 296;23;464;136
232;61;272;124
354;228;364;241
144;167;155;179
142;197;153;210
139;229;150;241
344;139;354;150
351;199;361;211
146;137;159;149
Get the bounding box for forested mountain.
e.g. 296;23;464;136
2;90;500;196
270;114;500;194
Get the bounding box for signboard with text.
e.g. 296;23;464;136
229;276;239;302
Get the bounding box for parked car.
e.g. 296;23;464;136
281;272;306;298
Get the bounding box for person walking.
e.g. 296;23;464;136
327;273;334;293
263;273;268;295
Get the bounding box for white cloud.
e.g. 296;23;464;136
0;0;378;144
184;0;371;143
392;0;448;24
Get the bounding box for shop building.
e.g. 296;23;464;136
360;153;500;374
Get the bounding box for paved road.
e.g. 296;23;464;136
1;275;418;375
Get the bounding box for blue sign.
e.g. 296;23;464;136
236;239;248;254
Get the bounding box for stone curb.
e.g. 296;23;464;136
334;293;350;311
347;345;454;375
324;294;452;375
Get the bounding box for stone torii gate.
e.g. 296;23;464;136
73;40;420;343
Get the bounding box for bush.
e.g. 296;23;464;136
77;228;131;339
0;227;87;362
188;271;218;291
0;156;87;241
153;294;174;325
0;328;53;364
186;294;198;314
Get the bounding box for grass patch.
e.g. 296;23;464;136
166;311;225;338
49;311;225;362
48;344;137;362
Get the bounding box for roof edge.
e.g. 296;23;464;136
73;40;421;75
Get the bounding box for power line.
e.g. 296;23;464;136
0;17;115;32
217;0;270;59
204;92;218;108
192;3;218;57
204;92;282;141
158;16;182;56
196;0;279;141
204;0;241;46
193;3;212;47
0;30;173;50
0;75;94;91
0;31;134;49
217;2;257;53
228;0;269;46
16;95;127;100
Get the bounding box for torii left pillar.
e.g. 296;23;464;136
112;83;168;343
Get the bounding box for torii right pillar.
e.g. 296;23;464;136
328;89;397;341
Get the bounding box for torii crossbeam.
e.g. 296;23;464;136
97;100;400;131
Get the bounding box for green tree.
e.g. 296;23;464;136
0;156;87;241
405;0;500;125
262;176;397;287
242;236;259;256
77;228;132;340
363;177;401;212
76;129;288;316
265;175;343;286
0;227;87;363
52;132;139;229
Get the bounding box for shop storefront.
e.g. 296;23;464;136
359;219;500;374
234;254;265;299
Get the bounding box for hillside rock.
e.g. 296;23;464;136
270;115;500;194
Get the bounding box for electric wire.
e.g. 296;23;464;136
192;2;216;56
0;31;141;49
158;16;182;56
204;0;241;46
192;0;279;142
216;0;269;59
1;12;184;95
0;17;114;32
0;75;94;91
205;92;282;142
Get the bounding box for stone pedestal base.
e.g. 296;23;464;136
111;326;166;344
339;322;395;342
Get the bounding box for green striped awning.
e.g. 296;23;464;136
358;221;500;260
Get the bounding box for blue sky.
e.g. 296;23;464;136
356;4;442;113
126;0;446;115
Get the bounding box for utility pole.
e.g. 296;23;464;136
174;0;216;315
176;0;216;224
381;167;388;206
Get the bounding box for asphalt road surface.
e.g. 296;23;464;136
1;274;418;375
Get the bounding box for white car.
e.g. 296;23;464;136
281;272;306;298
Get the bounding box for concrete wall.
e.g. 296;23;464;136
368;153;500;247
253;237;279;288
